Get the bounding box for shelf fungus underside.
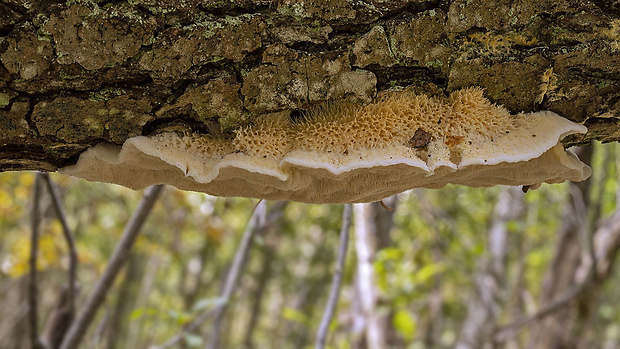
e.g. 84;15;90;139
61;88;591;203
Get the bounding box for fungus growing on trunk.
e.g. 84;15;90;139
60;88;591;203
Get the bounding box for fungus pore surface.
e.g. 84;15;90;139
61;88;591;203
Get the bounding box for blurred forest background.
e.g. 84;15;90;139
1;142;619;349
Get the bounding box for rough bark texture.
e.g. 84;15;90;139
1;0;619;171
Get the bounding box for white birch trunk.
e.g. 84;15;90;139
353;203;386;349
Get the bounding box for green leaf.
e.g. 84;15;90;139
254;235;265;246
393;309;416;342
192;297;226;313
376;247;402;261
412;263;445;284
129;307;158;321
129;308;145;321
282;307;308;324
168;310;191;325
183;333;203;347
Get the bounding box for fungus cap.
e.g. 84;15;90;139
60;88;591;203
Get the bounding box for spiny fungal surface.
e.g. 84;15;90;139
61;87;591;203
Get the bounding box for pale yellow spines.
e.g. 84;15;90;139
446;87;516;139
152;133;234;158
233;111;292;159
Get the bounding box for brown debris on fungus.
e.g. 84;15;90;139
409;129;433;148
60;88;591;204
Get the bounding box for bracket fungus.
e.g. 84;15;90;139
60;88;591;203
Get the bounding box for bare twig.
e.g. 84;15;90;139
378;200;393;211
29;173;44;349
40;173;78;314
206;200;267;349
59;184;165;349
494;274;591;343
89;309;109;349
41;285;79;349
39;173;79;347
570;184;596;282
494;185;595;345
316;204;352;349
494;179;599;344
153;200;284;349
497;197;620;344
153;306;223;349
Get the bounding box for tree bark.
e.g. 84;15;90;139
1;0;618;171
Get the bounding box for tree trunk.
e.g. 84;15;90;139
352;200;399;349
353;203;384;349
454;186;525;349
569;209;620;348
527;147;593;349
1;0;618;171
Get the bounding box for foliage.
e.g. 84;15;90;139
0;143;619;348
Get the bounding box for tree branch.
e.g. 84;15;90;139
38;173;79;348
29;173;44;349
570;183;596;283
494;184;597;345
206;200;267;349
41;173;78;309
494;274;591;344
152;200;282;349
316;203;352;349
153;306;222;349
59;184;165;349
